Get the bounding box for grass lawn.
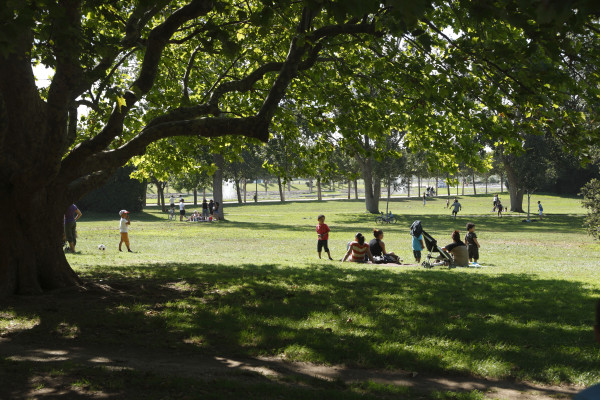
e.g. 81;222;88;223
2;193;599;399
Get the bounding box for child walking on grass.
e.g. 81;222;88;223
119;210;133;252
316;214;333;260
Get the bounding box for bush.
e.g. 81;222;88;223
78;166;146;212
581;178;600;240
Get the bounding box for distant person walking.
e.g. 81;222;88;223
538;201;543;220
451;198;462;218
492;194;499;212
422;192;426;206
496;199;503;218
64;203;82;253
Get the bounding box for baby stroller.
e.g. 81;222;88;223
421;230;456;269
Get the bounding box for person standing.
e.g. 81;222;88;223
422;192;426;206
496;199;503;218
118;210;133;252
179;198;186;221
316;214;333;260
64;203;82;253
465;222;481;265
451;198;462;218
208;199;214;215
492;194;499;212
202;198;209;219
412;230;425;264
538;201;543;220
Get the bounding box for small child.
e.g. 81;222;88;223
451;198;461;218
119;210;133;252
538;201;543;220
316;214;333;260
168;204;175;220
412;230;425;264
465;222;480;265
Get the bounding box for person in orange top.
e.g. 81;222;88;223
342;232;373;263
316;214;333;260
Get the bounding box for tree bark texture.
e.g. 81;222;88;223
317;177;322;201
0;192;83;295
277;176;285;202
361;158;380;213
503;160;525;212
212;153;224;219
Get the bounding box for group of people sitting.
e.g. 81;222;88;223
341;229;401;264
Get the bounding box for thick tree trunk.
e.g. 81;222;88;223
212;153;225;219
347;180;351;199
361;158;379;213
193;188;198;206
235;178;243;204
243;179;247;203
354;179;358;199
277;176;285;202
503;161;525;212
264;180;268;193
317;177;322;201
501;174;504;193
0;193;83;296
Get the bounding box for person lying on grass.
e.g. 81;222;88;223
342;232;374;263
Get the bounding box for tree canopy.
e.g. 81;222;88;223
2;0;600;295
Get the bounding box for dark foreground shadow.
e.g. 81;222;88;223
1;263;598;398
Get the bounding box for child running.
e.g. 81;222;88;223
465;222;481;265
316;214;333;260
119;210;133;252
451;198;462;218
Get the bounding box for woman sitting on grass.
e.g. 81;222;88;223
342;232;374;263
440;230;469;267
369;229;400;263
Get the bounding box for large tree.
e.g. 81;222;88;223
2;1;599;296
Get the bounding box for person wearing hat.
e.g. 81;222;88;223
118;210;133;252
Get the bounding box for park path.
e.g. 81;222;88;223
0;337;579;399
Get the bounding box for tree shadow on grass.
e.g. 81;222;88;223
2;263;599;394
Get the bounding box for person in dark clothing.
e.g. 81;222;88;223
369;229;399;263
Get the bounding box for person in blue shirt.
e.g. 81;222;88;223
412;232;425;263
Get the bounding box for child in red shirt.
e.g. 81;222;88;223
316;214;333;260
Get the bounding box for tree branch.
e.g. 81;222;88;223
61;0;214;175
